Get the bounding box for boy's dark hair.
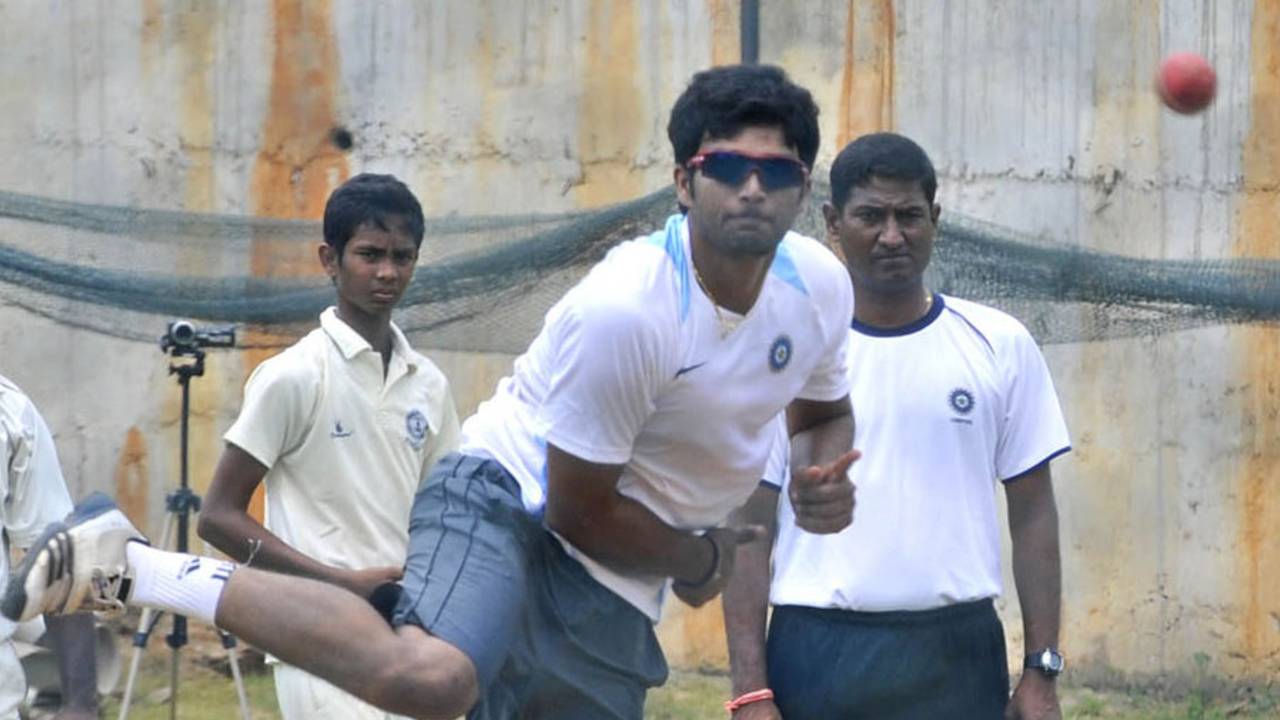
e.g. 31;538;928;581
829;132;938;210
667;64;821;169
322;173;425;257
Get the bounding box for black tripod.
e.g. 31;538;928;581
117;345;251;720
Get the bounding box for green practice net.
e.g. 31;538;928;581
1;182;1277;353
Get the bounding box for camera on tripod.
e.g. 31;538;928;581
126;319;252;719
159;320;236;355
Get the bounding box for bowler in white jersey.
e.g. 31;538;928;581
5;65;859;720
723;133;1071;720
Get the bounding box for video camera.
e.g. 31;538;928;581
159;320;236;355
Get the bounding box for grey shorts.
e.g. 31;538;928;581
392;453;668;720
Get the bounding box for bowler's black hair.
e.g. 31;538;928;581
667;64;820;168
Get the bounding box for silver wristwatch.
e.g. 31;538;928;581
1024;648;1065;677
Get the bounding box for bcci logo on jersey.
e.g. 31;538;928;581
949;388;975;415
406;409;429;449
769;335;792;372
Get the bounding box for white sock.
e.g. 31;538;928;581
125;542;236;626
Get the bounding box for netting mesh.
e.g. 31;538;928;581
1;182;1277;353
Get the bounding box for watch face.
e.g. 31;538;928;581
1028;649;1065;675
1042;650;1064;673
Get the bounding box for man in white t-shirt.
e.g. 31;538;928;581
6;65;858;720
0;375;99;720
197;173;460;720
723;133;1071;720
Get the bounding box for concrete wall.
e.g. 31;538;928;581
0;0;1275;688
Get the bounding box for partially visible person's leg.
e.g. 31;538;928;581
0;640;26;720
45;612;101;719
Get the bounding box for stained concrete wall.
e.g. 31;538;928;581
0;0;1275;687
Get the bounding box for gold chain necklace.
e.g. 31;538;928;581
692;261;735;339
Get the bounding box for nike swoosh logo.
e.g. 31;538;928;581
675;361;708;378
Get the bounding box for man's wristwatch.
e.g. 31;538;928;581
1024;648;1065;677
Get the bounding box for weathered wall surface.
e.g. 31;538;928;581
0;0;1274;687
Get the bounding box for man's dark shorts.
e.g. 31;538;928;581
767;599;1010;719
392;453;669;719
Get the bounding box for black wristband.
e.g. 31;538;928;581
678;534;720;588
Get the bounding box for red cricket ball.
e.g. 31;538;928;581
1156;52;1217;114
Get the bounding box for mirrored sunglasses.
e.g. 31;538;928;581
687;151;809;191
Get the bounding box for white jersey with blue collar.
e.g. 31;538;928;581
767;293;1071;612
460;213;852;618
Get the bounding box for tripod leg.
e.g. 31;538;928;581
169;640;179;720
118;512;176;720
117;608;164;720
220;631;253;720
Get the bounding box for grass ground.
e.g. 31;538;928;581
644;671;1280;720
39;630;1275;719
93;639;281;720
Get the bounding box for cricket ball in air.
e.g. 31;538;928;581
1156;52;1216;114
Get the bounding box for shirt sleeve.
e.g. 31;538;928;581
224;358;318;470
996;330;1072;481
4;398;73;549
541;297;667;465
796;259;854;402
759;414;791;489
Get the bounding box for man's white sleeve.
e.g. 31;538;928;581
224;360;316;470
996;331;1071;481
760;414;790;490
541;299;665;465
797;269;854;402
5;400;73;549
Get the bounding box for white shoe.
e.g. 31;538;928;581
1;492;145;623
